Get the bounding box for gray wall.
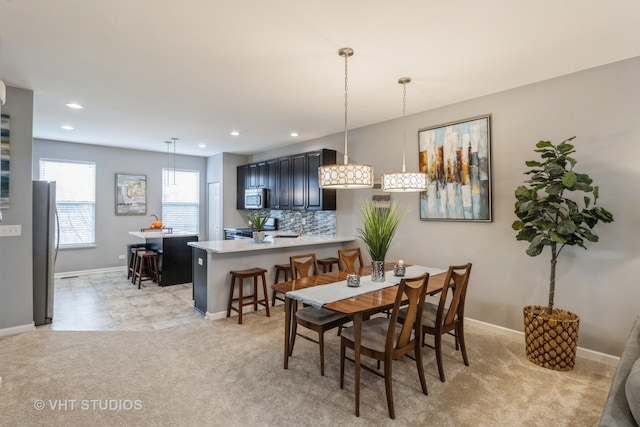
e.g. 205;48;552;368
32;140;207;273
0;86;34;332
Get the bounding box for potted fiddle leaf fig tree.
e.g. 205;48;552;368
512;136;614;371
356;198;407;282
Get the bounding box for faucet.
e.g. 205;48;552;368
292;212;304;236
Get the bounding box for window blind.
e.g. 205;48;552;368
39;159;96;247
162;168;199;234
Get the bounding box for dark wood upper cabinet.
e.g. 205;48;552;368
275;156;292;210
236;164;248;209
237;149;336;211
291;153;307;210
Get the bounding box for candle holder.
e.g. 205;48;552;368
393;264;406;277
346;273;360;287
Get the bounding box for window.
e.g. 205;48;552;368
162;169;199;233
39;159;96;247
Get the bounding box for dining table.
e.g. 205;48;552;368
272;263;448;416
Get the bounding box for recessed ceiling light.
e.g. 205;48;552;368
198;144;206;148
65;103;83;109
61;125;74;130
230;131;240;136
290;132;299;137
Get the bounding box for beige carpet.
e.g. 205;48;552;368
0;308;614;426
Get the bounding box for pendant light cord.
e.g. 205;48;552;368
343;50;349;165
401;80;407;173
338;48;354;165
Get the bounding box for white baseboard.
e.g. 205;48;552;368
56;266;127;279
466;317;620;367
0;323;36;337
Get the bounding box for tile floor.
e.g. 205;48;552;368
40;270;206;331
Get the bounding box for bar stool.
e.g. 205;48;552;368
132;250;159;289
272;263;291;306
317;257;339;273
128;246;147;280
227;268;270;324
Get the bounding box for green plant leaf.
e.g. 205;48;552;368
562;171;577;188
546;183;564;195
536;140;553;148
557;143;575;153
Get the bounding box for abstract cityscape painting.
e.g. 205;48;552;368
418;115;492;221
0;114;9;209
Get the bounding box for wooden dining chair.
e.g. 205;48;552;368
398;263;472;382
338;247;364;272
289;253;350;376
340;273;430;419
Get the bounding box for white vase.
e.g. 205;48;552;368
253;231;265;242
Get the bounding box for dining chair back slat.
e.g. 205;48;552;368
290;253;320;279
338;247;364;272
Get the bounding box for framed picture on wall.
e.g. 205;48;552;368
115;173;147;215
418;114;492;222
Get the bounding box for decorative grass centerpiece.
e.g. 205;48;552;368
356;199;407;282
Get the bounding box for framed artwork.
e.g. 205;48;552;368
418;114;492;222
1;114;10;209
115;173;146;215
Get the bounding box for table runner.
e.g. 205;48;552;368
286;265;447;309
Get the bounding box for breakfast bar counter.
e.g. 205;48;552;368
188;235;356;316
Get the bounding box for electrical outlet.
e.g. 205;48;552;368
0;225;21;237
118;254;126;260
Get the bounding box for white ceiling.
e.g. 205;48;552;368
1;0;639;157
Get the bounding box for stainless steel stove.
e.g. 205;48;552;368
224;218;277;240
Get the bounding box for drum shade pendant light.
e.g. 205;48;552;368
318;48;373;189
381;77;427;192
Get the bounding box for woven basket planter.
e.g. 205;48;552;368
523;305;580;371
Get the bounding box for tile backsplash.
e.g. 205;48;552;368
269;210;336;236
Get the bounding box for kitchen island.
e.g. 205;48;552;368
129;231;199;286
188;235;356;317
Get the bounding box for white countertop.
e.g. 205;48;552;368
129;231;199;239
188;235;355;254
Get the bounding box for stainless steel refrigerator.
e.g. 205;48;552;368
33;180;58;325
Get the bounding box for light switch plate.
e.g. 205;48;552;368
0;225;21;237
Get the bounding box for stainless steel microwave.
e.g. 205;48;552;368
244;188;267;209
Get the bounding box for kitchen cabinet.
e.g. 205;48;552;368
237;149;336;211
291;149;336;211
266;157;291;210
247;162;267;189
